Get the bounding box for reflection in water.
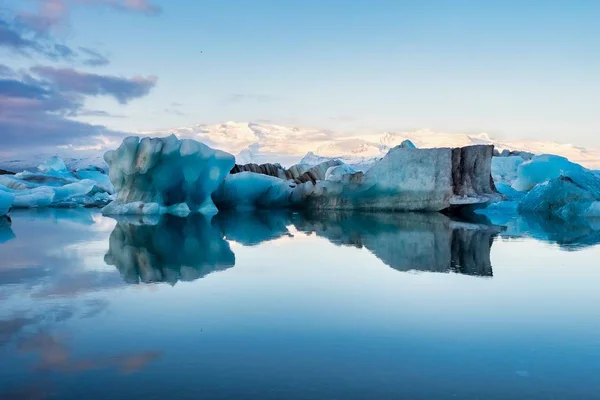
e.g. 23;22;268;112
3;208;600;398
104;215;235;284
215;209;293;245
293;212;502;276
104;211;502;283
0;216;14;244
468;211;600;250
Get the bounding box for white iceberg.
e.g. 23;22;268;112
0;157;113;209
102;135;235;216
491;156;525;188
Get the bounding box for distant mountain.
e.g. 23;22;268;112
2;121;599;171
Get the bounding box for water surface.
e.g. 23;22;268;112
1;209;600;399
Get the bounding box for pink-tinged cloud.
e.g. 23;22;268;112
75;0;162;16
0;64;156;148
17;0;69;34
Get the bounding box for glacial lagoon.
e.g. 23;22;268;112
1;209;600;399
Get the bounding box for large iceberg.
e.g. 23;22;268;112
102;135;235;216
214;144;501;212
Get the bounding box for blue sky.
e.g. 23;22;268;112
1;0;599;150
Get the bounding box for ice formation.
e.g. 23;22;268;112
518;173;600;220
102;135;235;216
0;156;113;210
214;145;501;212
491;156;526;188
0;191;13;216
511;154;590;192
475;151;600;222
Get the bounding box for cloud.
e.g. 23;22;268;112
226;93;276;103
74;109;127;118
31;66;158;104
0;16;99;65
16;0;161;35
17;0;70;34
2;0;160;64
0;65;156;148
78;47;110;66
0;18;45;54
87;0;163;16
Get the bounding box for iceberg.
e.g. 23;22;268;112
0;191;13;216
213;172;296;210
518;174;600;220
102;135;235;216
491;156;525;188
0;156;114;209
214;145;501;212
303;144;502;211
512;154;589;192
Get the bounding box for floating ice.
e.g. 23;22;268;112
512;154;588;192
0;191;13;216
0;157;112;209
491;156;525;188
213;172;296;210
518;172;600;220
303;145;501;211
102;135;235;216
215;145;501;212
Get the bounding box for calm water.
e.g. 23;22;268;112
1;209;600;399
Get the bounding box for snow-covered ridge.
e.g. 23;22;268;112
2;122;600;171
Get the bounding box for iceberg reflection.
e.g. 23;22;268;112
104;215;235;284
105;211;505;282
469;211;600;250
0;216;14;244
292;212;502;276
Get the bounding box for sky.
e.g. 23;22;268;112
1;0;600;152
